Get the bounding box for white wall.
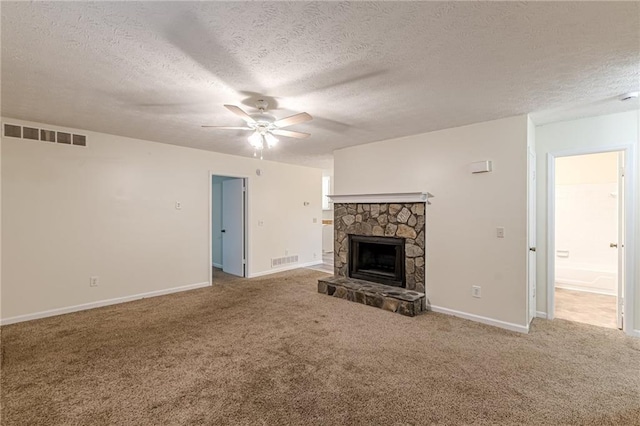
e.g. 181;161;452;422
334;115;530;329
535;110;639;333
1;118;322;322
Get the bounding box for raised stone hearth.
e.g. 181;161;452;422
317;198;428;317
318;276;426;317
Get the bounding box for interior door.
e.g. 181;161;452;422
528;147;537;323
616;152;625;329
222;178;245;277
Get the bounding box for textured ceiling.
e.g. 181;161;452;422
2;2;639;169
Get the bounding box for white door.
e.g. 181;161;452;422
615;152;625;329
528;147;537;323
222;178;245;277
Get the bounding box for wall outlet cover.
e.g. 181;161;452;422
472;285;481;298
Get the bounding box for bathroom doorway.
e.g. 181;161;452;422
552;151;623;329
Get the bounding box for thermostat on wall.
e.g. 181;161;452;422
470;160;492;174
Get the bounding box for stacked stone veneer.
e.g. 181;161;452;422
334;202;425;293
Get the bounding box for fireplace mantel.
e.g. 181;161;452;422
328;192;433;204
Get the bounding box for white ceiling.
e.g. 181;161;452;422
2;2;638;169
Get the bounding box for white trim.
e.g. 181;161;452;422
547;153;556;320
630;329;640;338
546;144;636;336
328;192;433;204
555;284;616;296
0;281;211;326
208;173;213;286
247;261;323;278
536;311;548;319
429;305;529;333
212;262;223;269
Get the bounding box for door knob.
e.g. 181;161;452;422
610;243;618;248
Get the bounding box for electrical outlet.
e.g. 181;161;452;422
175;201;182;210
472;285;481;298
285;249;289;255
90;276;99;287
496;227;505;238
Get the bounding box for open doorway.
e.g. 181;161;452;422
211;175;247;281
552;151;623;329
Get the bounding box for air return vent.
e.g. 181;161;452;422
271;255;299;268
4;124;21;138
23;127;39;140
3;123;87;147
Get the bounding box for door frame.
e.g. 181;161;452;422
209;172;250;284
546;144;636;335
527;145;537;325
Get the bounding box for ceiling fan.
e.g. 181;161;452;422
202;100;312;158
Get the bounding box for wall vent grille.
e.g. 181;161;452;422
271;255;299;268
3;123;87;147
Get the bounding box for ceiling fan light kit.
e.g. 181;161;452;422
202;99;312;159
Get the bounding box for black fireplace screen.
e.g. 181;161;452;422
348;235;405;287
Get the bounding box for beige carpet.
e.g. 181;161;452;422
1;268;639;426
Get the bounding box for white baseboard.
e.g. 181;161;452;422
429;305;529;334
628;329;640;338
536;311;548;319
0;281;211;326
248;260;323;278
555;284;615;296
212;262;223;269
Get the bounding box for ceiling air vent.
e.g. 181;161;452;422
3;123;87;147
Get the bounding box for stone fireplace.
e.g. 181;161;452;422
334;202;425;293
318;194;430;317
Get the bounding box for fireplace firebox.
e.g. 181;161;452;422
348;235;405;287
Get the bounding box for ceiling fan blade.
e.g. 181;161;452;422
272;129;311;139
273;112;312;128
224;105;256;124
201;126;252;130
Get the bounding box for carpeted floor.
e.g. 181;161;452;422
1;268;639;425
